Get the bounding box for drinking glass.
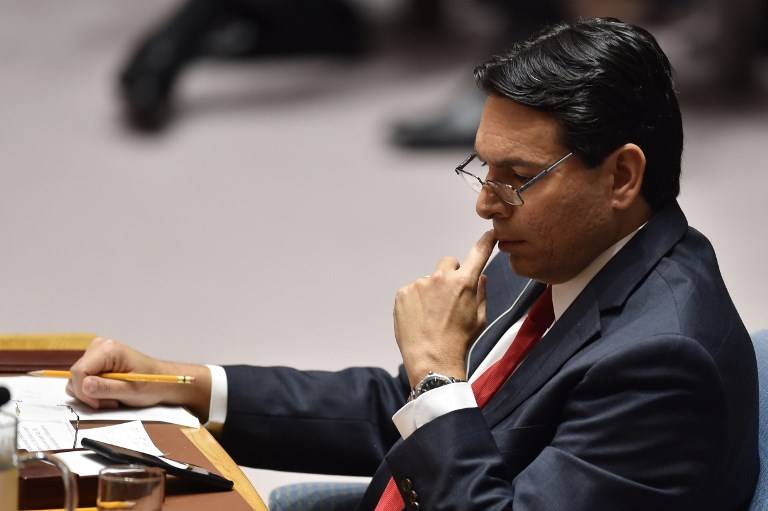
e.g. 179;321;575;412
97;465;165;511
0;410;77;511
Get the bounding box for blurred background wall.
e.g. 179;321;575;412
1;0;766;500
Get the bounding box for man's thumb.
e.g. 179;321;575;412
83;375;129;400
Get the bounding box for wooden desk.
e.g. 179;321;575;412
17;424;269;510
0;333;94;351
183;426;267;511
1;333;268;511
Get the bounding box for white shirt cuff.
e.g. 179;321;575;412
204;364;228;427
392;382;477;439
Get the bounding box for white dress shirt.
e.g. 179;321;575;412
205;228;640;435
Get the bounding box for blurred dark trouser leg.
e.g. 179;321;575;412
119;0;364;132
390;0;568;149
119;0;224;131
225;0;364;57
715;0;762;90
493;0;566;39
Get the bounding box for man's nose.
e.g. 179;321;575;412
476;184;510;219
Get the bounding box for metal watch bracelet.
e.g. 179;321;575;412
408;371;467;401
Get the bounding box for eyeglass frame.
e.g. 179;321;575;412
454;151;574;206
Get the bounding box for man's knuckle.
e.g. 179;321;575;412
457;275;473;287
93;379;109;395
100;339;119;359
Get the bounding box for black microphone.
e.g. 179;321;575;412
0;386;9;406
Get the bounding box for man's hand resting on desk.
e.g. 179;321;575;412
66;337;213;421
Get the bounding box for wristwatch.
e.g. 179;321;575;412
409;371;466;401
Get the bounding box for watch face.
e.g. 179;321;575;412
420;374;451;392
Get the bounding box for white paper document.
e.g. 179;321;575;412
55;450;108;477
74;403;200;428
78;420;164;456
11;400;80;451
56;422;165;477
14;417;164;454
18;420;77;451
0;375;64;403
0;376;200;428
57;449;178;478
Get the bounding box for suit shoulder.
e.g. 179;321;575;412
635;226;745;345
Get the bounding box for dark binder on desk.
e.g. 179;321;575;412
82;438;233;490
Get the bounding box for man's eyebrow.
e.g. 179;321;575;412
474;149;543;169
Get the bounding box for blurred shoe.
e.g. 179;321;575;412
120;81;173;133
118;0;219;132
390;86;485;149
119;40;180;132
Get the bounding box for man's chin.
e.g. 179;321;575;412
508;254;579;285
507;254;538;279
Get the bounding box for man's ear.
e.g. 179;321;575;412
606;143;646;210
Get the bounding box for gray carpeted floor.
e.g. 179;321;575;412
1;0;766;502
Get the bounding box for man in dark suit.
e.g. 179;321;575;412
68;18;758;510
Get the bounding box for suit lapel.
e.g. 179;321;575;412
466;280;546;377
483;251;532;322
481;287;601;426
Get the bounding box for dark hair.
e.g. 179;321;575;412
474;18;682;211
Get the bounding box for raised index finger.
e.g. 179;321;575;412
460;230;497;282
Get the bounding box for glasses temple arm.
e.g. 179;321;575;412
517;152;574;194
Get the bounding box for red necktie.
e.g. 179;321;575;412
374;286;554;511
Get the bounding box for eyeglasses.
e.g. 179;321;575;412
455;151;574;206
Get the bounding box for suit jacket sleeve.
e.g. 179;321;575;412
215;253;525;478
219;364;410;476
383;335;728;510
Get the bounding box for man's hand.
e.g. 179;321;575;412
394;230;497;387
66;337;213;421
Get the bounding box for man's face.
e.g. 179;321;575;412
475;96;618;284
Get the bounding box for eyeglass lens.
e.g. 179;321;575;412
459;157;523;205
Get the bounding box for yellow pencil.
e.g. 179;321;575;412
36;505;134;511
28;369;195;384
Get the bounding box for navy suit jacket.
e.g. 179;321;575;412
220;202;758;510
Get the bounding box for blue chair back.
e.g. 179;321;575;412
749;330;768;510
269;481;368;511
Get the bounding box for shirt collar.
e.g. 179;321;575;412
551;225;644;322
